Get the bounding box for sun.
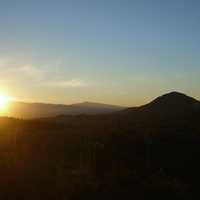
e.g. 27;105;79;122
0;95;9;111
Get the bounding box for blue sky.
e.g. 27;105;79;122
0;0;199;105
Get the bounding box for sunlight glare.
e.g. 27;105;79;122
0;94;10;112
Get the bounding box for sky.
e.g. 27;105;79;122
0;0;199;106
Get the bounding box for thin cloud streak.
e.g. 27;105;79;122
44;79;89;88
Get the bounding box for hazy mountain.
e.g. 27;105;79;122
7;101;125;118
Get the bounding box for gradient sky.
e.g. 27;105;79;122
0;0;199;106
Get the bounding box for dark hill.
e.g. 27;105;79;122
122;91;200;118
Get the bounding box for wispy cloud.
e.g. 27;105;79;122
0;56;56;84
44;79;88;88
0;56;91;89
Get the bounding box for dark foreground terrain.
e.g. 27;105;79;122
0;92;199;199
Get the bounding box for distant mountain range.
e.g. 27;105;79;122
5;91;200;119
7;101;125;118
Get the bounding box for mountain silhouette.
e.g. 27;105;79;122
122;91;200;118
140;91;200;111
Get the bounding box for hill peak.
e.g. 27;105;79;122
138;91;200;115
158;91;191;98
151;91;198;104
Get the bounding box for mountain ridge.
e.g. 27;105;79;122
7;101;125;118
